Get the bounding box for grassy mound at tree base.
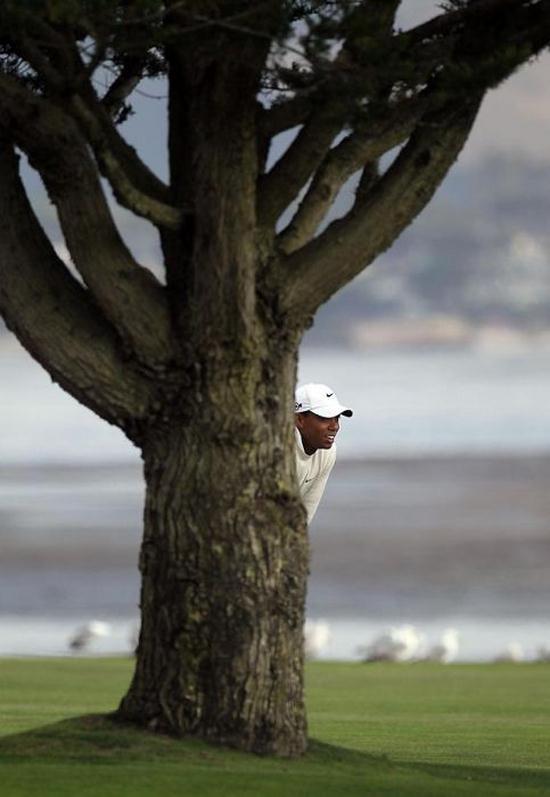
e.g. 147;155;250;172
1;658;549;796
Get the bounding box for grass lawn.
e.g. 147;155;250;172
1;658;549;796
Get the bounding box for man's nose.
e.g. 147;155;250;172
328;418;339;431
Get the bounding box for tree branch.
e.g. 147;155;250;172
256;94;315;175
1;22;180;229
69;95;183;229
402;0;523;44
353;160;379;207
262;0;550;169
255;0;432;232
257;94;315;140
393;0;550;95
277;92;430;254
257;106;344;229
0;139;154;435
341;0;401;60
267;0;550;295
101;61;143;116
0;73;174;368
278;97;483;320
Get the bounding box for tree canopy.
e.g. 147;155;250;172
1;1;549;398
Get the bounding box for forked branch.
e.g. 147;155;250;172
257;106;345;229
0;73;174;368
277;93;430;254
69;96;183;229
2;24;180;230
0;140;154;433
257;94;315;140
278;97;482;320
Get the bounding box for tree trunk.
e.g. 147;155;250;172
117;42;313;755
117;345;309;756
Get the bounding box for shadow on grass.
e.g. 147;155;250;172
308;740;550;792
1;714;549;793
0;715;189;765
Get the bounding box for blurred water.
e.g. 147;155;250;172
2;336;550;462
299;346;550;456
2;337;550;659
1;455;549;662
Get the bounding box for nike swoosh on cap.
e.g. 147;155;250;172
326;392;333;397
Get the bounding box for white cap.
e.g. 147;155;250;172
295;383;353;418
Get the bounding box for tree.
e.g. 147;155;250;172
0;0;548;756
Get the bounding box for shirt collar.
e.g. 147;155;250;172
295;427;313;458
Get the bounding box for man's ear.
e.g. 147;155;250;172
295;413;304;430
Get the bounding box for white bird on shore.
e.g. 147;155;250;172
68;620;111;652
361;624;423;662
424;628;459;663
493;642;524;663
304;619;331;659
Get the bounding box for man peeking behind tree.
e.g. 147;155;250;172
294;383;353;523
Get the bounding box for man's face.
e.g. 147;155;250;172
295;412;340;455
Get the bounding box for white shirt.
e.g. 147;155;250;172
294;428;336;522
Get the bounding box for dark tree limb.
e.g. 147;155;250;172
69;95;183;229
10;12;80;87
341;0;401;59
256;0;399;232
277;92;430;254
353;159;380;208
257;94;315;140
402;0;529;44
266;0;550;146
263;0;550;257
278;97;483;320
63;37;178;218
0;73;174;368
256;94;315;175
80;92;174;207
385;0;550;95
1;41;180;229
16;33;65;91
101;61;143;116
1;23;178;227
391;0;548;90
257;107;343;229
0;139;154;434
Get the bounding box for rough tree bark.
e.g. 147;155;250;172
120;346;308;754
118;48;311;753
1;0;550;757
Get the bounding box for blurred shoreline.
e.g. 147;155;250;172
344;316;550;352
2;614;549;663
3;340;550;657
1;453;549;616
5;341;550;461
1;453;549;660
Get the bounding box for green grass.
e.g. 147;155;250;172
1;658;550;796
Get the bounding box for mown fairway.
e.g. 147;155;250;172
1;658;549;796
